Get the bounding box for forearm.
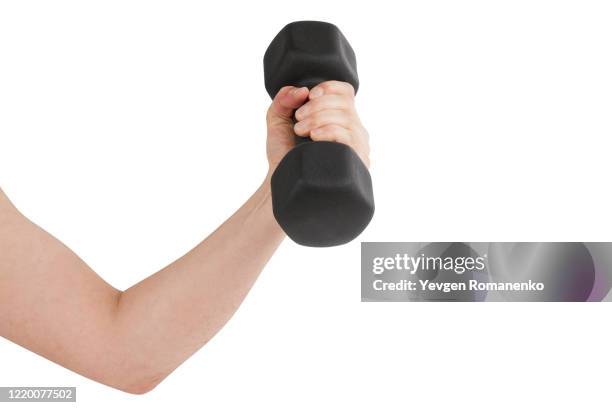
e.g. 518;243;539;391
111;177;284;391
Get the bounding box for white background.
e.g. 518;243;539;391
1;1;611;406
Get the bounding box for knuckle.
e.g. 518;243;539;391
341;106;356;119
314;96;340;112
331;126;351;143
305;98;321;113
327;95;350;110
319;81;333;92
342;81;356;96
311;113;325;128
336;126;350;139
310;132;325;141
321;125;339;138
319;81;339;94
327;80;355;96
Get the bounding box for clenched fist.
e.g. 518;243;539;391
265;80;370;174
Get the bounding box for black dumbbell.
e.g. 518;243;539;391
264;21;375;247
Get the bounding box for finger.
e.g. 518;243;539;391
269;86;309;119
294;109;352;137
310;125;371;168
309;81;355;99
295;95;354;121
309;124;352;145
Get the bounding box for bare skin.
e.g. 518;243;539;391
0;81;369;394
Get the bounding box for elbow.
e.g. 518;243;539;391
118;381;161;395
98;337;171;394
99;356;169;395
111;374;166;395
95;322;173;394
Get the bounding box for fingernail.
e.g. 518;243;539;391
291;86;308;96
310;87;324;98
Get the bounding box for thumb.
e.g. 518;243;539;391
267;86;309;123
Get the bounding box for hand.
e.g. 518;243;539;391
265;81;370;174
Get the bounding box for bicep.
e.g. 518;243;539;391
0;189;120;379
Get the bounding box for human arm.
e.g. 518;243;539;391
0;81;369;394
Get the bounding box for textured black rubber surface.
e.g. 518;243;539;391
264;21;375;247
271;141;374;247
264;21;359;97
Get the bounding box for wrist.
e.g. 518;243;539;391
255;175;285;239
262;170;273;192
